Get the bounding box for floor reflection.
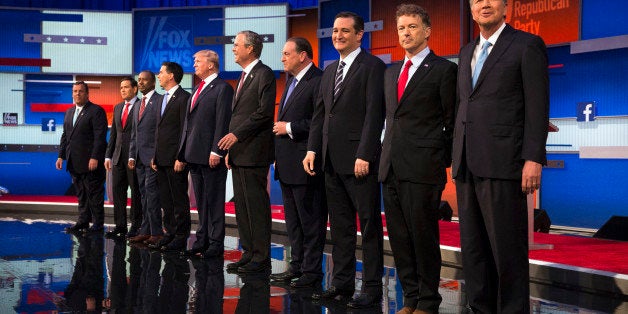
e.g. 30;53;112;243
0;219;624;313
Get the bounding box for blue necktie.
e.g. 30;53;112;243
160;92;169;116
73;107;80;126
472;41;492;88
281;78;297;113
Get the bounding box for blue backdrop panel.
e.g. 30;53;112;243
24;74;74;125
0;9;44;73
318;0;371;68
548;45;628;118
542;153;628;229
133;7;224;74
581;0;628;40
0;151;72;195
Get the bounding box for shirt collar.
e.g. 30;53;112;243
142;89;155;100
165;85;180;95
339;47;361;69
242;59;260;75
293;62;313;83
405;46;431;67
480;22;506;47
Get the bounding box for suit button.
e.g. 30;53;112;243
328;114;333;118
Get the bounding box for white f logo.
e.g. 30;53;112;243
583;104;593;122
47;119;55;131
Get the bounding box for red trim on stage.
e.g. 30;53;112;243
0;58;51;67
30;103;115;113
31;103;74;112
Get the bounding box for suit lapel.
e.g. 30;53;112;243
280;67;315;119
399;53;436;106
473;25;516;92
233;62;261;110
333;50;364;105
69;103;89;138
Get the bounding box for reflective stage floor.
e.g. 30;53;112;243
0;217;626;313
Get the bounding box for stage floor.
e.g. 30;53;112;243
0;196;626;313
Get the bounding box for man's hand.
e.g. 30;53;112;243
150;159;157;172
303;152;316;176
354;158;370;179
218;133;238;150
128;159;135;170
174;160;186;172
225;154;231;170
273;121;288;136
88;158;98;171
522;160;542;194
209;154;221;168
104;159;112;171
55;158;63;170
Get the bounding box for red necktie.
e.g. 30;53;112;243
190;80;205;111
139;96;146;120
397;60;413;103
121;102;130;128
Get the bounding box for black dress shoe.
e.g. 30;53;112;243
270;270;302;282
65;223;89;233
84;225;104;234
347;292;382;309
238;260;271;273
148;235;173;250
226;258;250;271
162;239;186;252
181;247;204;257
200;247;224;259
126;227;139;239
290;275;321;288
105;228;127;239
311;286;354;300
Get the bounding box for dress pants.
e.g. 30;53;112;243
111;162;142;230
157;166;191;238
456;164;529;314
189;163;228;252
71;167;105;228
280;174;327;277
135;162;162;236
325;170;383;294
232;165;271;263
382;168;442;312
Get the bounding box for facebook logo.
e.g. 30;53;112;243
576;102;596;122
42;118;56;131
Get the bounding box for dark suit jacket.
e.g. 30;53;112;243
58;102;108;174
129;92;161;166
228;61;276;167
274;65;323;185
452;24;549;180
379;52;457;185
178;77;233;165
106;98;138;166
154;86;190;167
308;50;386;175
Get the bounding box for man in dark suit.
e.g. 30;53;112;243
379;5;457;314
452;1;549;313
56;81;108;234
128;71;163;243
270;37;327;288
104;77;142;239
150;61;191;251
218;30;276;273
303;12;385;308
179;50;233;258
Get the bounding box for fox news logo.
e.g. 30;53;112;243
576;102;596;122
42;118;56;131
3;113;18;126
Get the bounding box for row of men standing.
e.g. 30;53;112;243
56;0;549;312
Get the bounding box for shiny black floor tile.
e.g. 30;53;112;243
0;218;624;313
